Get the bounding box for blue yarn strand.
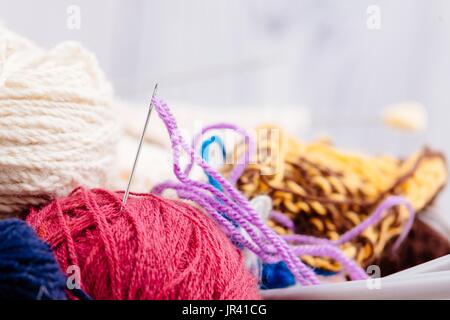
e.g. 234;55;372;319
201;135;226;192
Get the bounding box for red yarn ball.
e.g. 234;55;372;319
27;187;260;300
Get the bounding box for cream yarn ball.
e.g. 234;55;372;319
0;26;118;216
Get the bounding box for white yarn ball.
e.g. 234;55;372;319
0;26;118;216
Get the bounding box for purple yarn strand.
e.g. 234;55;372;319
188;123;255;184
154;181;274;260
270;210;295;230
282;196;415;250
283;234;332;245
150;97;416;287
151;98;318;286
334;195;415;250
293;244;368;280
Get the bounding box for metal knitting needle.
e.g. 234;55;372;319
122;83;159;205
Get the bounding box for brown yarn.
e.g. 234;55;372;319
227;125;448;272
375;218;450;276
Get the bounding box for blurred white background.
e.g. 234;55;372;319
1;0;450;212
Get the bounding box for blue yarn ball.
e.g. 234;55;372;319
261;261;339;289
0;219;67;300
261;261;296;289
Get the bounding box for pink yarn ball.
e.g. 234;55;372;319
27;187;260;300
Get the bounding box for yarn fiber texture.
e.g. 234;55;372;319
26;187;260;300
0;219;67;300
0;26;117;216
